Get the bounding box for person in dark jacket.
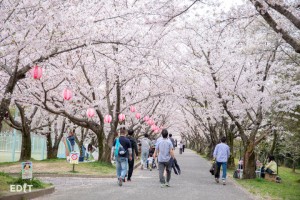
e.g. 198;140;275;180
111;128;132;186
126;129;139;181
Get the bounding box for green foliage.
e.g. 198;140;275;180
9;177;45;189
236;167;300;200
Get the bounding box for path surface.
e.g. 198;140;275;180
37;149;255;200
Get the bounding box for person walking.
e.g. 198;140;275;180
179;141;183;154
140;133;152;170
111;128;132;186
182;140;186;152
169;134;175;150
153;129;175;188
126;129;139;181
213;136;230;185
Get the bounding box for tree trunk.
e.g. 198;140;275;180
269;130;277;156
19;128;31;161
206;143;215;159
243;142;256;179
46;132;60;159
227;132;235;169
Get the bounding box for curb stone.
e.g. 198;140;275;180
0;186;55;200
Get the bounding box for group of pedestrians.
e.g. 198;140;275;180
111;128;176;187
110;127;232;188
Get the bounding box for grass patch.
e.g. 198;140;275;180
235;167;300;200
0;160;116;176
0;172;51;196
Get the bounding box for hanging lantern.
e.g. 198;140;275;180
104;115;112;123
31;65;42;80
130;106;136;113
147;119;152;125
147;119;154;126
118;113;125;121
150;119;155;126
151;125;157;131
86;108;95;118
63;89;72;100
135;113;141;119
143;116;149;122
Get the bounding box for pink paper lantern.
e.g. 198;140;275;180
86;108;95;118
118;113;125;121
104;115;112;123
63;89;72;100
151;125;157;131
31;66;42;80
130;106;136;113
150;119;155;126
135;113;141;119
147;119;154;126
144;116;149;122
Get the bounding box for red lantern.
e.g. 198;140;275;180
118;113;125;121
86;108;95;118
31;66;42;80
135;113;141;119
130;106;136;113
63;89;72;100
104;115;112;123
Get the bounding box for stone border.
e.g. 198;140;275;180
0;186;55;200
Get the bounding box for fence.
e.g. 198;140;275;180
0;131;79;162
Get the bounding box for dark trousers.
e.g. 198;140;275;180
158;161;171;184
127;158;135;180
182;145;185;152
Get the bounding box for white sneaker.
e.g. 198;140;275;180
222;180;226;185
215;178;219;183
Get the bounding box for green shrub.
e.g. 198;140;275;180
9;177;45;189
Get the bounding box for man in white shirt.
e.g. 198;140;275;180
213;137;230;185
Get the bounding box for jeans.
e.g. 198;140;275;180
215;162;227;180
127;156;134;180
158;161;171;184
116;157;128;179
141;150;149;168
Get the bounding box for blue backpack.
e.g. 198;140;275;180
114;138;126;157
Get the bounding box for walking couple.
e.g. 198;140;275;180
110;128;139;186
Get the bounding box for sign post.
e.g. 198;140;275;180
22;162;32;179
70;152;79;172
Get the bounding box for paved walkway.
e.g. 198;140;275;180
37;149;255;200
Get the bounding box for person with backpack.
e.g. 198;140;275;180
153;129;175;188
126;129;139;181
111;128;132;186
140;133;152;170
